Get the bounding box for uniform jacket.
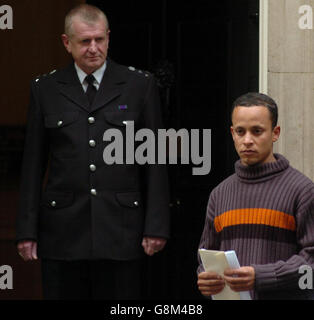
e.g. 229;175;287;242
16;60;170;261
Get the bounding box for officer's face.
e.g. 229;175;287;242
231;106;280;166
62;17;109;74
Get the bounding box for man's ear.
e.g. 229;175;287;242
61;34;71;53
230;126;235;141
272;125;281;142
106;29;110;46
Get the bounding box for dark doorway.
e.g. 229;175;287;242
0;0;259;300
86;0;259;299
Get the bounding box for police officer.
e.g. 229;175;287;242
16;4;170;300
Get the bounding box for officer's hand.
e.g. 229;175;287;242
142;237;166;256
17;240;38;261
197;271;225;296
223;266;255;292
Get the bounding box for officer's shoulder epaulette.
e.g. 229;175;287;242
34;69;57;83
127;66;151;78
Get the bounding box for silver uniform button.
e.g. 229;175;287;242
57;120;63;127
51;201;56;207
89;164;96;171
88;117;95;124
134;201;139;206
90;188;97;196
89;140;96;147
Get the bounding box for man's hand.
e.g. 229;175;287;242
197;271;225;296
223;266;255;292
142;237;166;256
17;240;38;261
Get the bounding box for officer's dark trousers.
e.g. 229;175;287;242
41;259;142;300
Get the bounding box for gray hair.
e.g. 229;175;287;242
64;4;109;37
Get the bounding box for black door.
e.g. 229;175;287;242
88;0;259;299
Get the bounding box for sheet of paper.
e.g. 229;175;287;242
224;251;251;300
199;249;251;300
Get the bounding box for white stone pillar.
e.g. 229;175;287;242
260;0;314;180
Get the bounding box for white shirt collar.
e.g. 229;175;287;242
74;61;107;90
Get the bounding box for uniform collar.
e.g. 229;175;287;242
74;61;107;86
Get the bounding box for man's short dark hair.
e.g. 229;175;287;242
231;92;278;128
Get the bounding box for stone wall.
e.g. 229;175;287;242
262;0;314;180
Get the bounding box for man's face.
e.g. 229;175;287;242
62;17;109;74
231;106;280;166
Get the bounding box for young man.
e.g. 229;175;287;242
197;92;314;299
16;4;170;299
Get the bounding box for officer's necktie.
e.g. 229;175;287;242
85;74;97;106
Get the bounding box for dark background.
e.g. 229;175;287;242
0;0;258;299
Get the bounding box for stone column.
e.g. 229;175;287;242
260;0;314;180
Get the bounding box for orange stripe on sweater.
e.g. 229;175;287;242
214;208;296;233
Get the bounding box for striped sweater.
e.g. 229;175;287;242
198;154;314;299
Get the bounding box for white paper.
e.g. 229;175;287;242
199;249;251;300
